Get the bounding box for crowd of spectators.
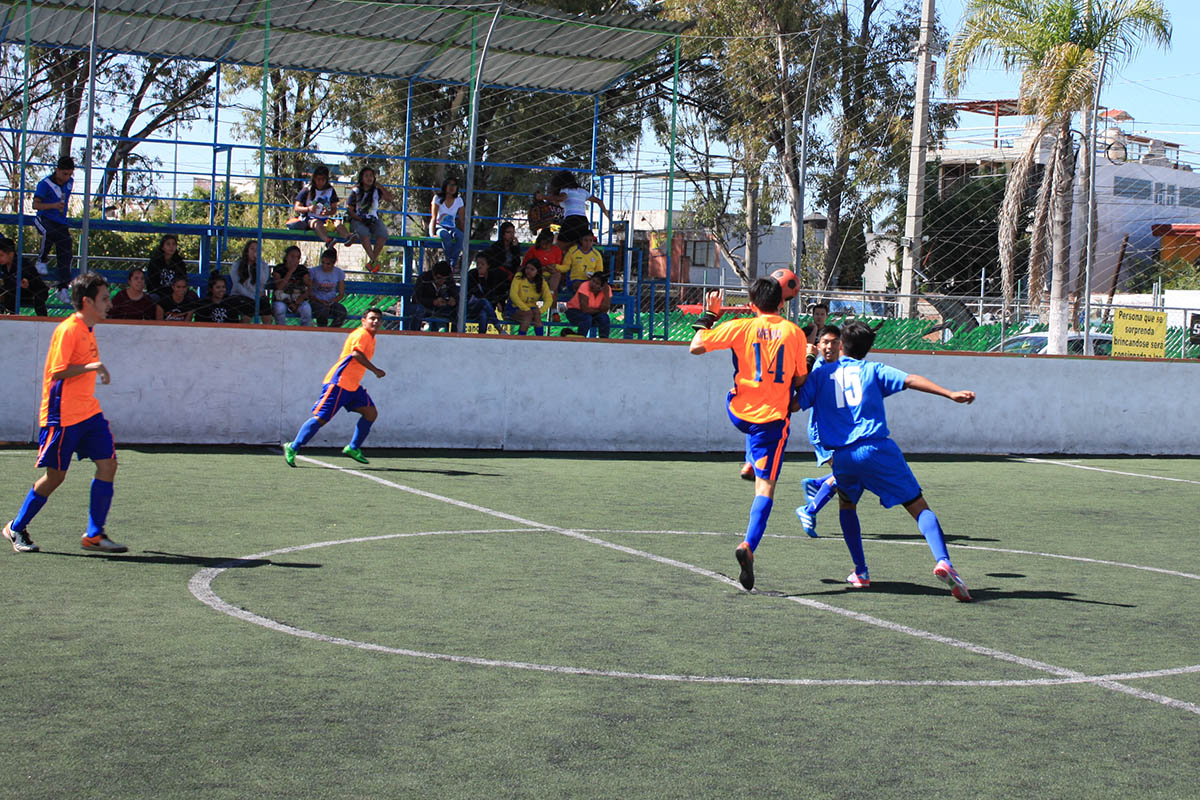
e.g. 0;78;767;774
3;165;619;337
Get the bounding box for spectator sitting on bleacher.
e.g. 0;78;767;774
346;166;393;273
229;240;275;323
469;251;510;310
193;272;243;324
558;229;603;296
287;165;353;246
109;267;156;321
802;302;830;367
155;274;199;322
309;247;348;328
0;235;49;317
271;245;312;326
523;228;564;294
481;221;522;279
465;253;503;335
411;260;458;331
146;234;187;301
430;177;466;269
508;258;554;336
564;270;612;339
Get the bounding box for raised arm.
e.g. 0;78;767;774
904;374;975;404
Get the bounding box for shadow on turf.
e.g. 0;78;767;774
771;579;1134;606
36;550;321;569
868;532;1000;544
353;466;503;477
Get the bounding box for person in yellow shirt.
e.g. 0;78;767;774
4;272;126;553
557;230;603;295
508;259;554;336
689;276;808;590
283;308;386;466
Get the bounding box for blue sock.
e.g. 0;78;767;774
917;509;951;564
839;508;867;576
12;487;48;531
292;417;323;449
534;327;545;336
349;417;373;450
807;474;837;514
517;329;527;336
87;479;114;538
743;495;773;552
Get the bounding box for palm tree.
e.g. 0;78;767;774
944;0;1170;353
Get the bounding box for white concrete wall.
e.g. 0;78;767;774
2;318;1199;454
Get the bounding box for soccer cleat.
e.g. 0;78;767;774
846;571;870;589
795;506;818;538
283;442;297;467
734;542;755;591
81;533;127;553
56;287;72;305
4;521;39;553
802;477;822;503
342;446;369;464
739;462;755;481
934;559;972;602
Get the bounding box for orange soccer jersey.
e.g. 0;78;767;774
322;326;376;390
39;313;102;427
700;314;808;423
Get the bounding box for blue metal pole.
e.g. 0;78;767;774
254;0;270;323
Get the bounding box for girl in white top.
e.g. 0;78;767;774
537;170;610;248
430;177;466;268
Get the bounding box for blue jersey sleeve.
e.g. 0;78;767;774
873;363;909;397
34;178;54;203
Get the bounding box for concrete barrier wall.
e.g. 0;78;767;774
2;317;1198;454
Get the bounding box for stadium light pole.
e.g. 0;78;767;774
458;2;504;333
1083;53;1108;355
79;0;101;271
899;0;936;319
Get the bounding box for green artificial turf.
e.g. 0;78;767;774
1;447;1196;799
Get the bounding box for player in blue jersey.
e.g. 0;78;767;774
795;324;842;537
33;156;76;299
795;320;976;600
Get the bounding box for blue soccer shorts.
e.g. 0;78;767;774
727;393;790;482
35;412;116;471
831;437;922;509
311;383;374;422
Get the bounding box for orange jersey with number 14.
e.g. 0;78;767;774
700;314;808;423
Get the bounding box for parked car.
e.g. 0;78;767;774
988;332;1113;356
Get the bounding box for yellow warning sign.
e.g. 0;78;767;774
1112;308;1167;358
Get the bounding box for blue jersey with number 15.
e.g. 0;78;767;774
797;356;908;450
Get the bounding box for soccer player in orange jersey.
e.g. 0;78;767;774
283;307;386;466
689;277;808;590
4;272;126;553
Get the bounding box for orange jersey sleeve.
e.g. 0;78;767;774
322;327;376;390
701;315;808;423
39;314;102;427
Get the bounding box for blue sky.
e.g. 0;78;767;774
936;0;1200;161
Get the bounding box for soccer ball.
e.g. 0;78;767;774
771;268;799;301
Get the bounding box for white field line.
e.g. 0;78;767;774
1023;457;1200;486
186;453;1200;715
575;530;1200;582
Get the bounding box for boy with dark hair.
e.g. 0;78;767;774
33;155;76;300
795;319;975;599
284;308;386;467
690;276;809;591
795;323;843;537
411;259;458;331
0;236;49;316
4;271;127;553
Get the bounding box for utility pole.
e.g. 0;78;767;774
899;0;935;318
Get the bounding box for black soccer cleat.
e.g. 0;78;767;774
734;542;754;591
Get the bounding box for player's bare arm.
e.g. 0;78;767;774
688;290;724;355
904;374;974;404
352;350;385;379
52;361;110;384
